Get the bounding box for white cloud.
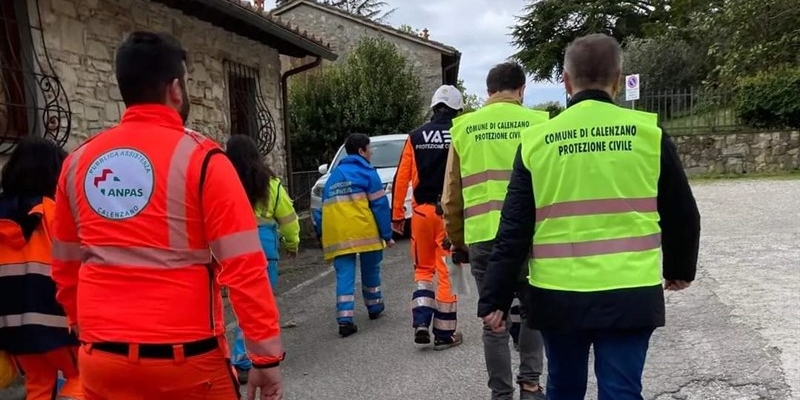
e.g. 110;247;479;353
260;0;566;106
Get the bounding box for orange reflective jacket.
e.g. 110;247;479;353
51;105;284;365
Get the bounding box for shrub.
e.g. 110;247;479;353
532;101;564;118
288;37;425;170
734;67;800;129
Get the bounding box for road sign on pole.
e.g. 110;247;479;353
625;74;640;102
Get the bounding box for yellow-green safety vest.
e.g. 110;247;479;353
520;99;663;292
450;102;550;244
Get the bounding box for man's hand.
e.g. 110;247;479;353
386;239;396;248
391;220;405;235
69;324;79;338
664;280;691;291
247;367;283;400
481;310;505;333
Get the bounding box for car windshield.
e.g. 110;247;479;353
330;137;405;170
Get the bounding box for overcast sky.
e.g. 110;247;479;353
262;0;567;106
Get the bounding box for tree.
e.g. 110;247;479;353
511;0;670;81
398;24;419;35
622;34;712;91
455;79;483;112
288;37;425;170
276;0;396;22
531;101;564;118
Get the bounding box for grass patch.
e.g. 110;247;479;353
689;170;800;182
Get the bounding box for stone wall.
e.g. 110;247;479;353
28;0;289;177
673;131;800;175
276;5;444;102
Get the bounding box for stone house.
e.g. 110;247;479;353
270;0;461;102
0;0;337;180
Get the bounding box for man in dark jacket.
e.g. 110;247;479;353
478;33;701;400
392;85;465;350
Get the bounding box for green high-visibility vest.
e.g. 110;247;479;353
450;102;550;245
520;99;663;292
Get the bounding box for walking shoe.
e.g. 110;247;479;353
338;322;358;337
368;304;385;320
520;385;545;400
433;331;463;351
234;366;249;384
414;327;431;344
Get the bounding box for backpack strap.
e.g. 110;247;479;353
199;148;225;201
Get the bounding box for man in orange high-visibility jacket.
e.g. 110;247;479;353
392;85;465;350
51;31;285;400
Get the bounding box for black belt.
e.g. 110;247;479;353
91;337;218;359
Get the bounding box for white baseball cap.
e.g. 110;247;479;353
430;85;464;110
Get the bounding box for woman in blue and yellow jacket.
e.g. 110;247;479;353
224;135;300;381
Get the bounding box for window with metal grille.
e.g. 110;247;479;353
0;0;71;154
224;60;277;155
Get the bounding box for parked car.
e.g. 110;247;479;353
309;134;413;237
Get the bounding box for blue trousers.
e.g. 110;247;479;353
541;329;654;400
231;224;279;370
334;250;384;324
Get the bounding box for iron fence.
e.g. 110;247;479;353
289;170;320;211
615;87;749;134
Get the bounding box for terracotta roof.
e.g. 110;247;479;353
221;0;336;52
270;0;460;55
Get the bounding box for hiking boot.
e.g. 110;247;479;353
338;322;358;337
234;366;249;384
414;327;431;344
520;385;545;400
433;331;463;351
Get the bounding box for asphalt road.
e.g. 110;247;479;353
1;178;797;400
262;178;800;400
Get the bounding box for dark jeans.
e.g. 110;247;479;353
470;240;544;400
541;328;654;400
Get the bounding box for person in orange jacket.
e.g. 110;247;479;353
391;85;465;350
0;137;83;400
50;31;285;400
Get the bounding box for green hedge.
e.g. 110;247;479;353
734;67;800;129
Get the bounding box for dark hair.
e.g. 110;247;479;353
344;133;370;155
225;135;274;207
564;34;623;89
0;136;68;197
115;31;187;107
486;62;527;94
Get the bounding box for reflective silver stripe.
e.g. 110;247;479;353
435;301;457;313
209;229;263;261
0;313;67;329
464;200;504;218
433;318;457;331
83;245;211;268
413;297;435;308
52;240;82;263
323;237;383;254
0;262;51;278
461;169;512;189
367;189;386;201
275;213;298;225
365;298;383;306
243;335;284;359
536;197;658;222
531;233;661;259
362;285;381;293
415;280;434;291
257;217;275;225
510;314;522;323
337;295;355;303
338;310;355;317
166;135;201;250
323;192;367;205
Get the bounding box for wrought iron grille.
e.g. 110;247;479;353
0;0;71;155
224;60;277;155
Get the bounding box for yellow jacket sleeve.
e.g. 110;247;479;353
272;180;300;252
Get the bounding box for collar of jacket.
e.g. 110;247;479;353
120;104;184;129
567;90;614;108
0;194;45;246
485;92;522;107
341;154;373;169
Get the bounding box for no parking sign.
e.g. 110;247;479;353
625;74;640;101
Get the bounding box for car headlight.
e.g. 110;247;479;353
312;185;323;197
